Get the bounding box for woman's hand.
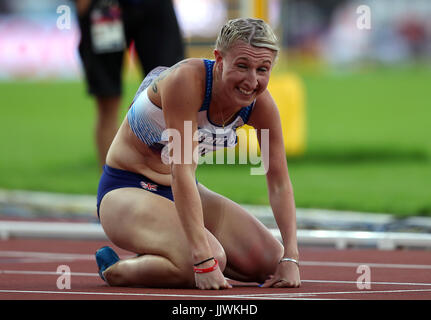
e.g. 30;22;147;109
194;261;232;290
261;260;301;288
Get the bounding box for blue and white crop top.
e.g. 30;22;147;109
127;59;255;161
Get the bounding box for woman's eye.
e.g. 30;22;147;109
237;64;247;69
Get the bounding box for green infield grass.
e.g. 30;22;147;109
0;64;430;217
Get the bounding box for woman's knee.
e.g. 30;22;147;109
246;240;284;282
213;249;227;273
207;230;227;272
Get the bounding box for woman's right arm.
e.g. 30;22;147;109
160;64;230;290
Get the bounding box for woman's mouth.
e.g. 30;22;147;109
238;87;255;96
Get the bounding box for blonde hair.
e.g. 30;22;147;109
215;18;279;57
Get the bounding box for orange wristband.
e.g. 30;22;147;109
193;259;218;274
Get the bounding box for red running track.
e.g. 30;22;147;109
1;239;431;301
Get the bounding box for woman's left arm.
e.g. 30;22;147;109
248;90;300;287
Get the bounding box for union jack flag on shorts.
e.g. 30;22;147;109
140;181;158;191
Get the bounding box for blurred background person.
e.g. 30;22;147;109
76;0;185;168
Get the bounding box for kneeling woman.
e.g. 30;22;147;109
95;18;301;290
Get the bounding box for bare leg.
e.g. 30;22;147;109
95;96;121;167
104;254;194;288
99;188;226;288
198;183;284;283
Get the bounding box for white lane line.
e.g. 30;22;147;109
1;288;431;300
301;261;431;269
0;270;98;277
0;251;135;264
0;251;94;260
0;289;310;300
241;288;431;298
302;279;431;287
2;270;431;288
2;251;431;270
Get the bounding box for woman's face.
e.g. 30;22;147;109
215;41;276;107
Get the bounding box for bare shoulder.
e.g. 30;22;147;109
248;89;280;129
149;58;206;110
152;58;205;93
150;58;208;126
168;58;206;86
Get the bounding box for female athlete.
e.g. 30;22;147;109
95;18;301;290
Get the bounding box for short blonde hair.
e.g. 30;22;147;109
215;18;279;57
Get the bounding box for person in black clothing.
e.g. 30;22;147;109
76;0;185;167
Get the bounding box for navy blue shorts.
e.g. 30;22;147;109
97;165;174;218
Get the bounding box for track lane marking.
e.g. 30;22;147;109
1;270;431;287
0;270;98;277
1;288;431;299
1;251;430;269
301;261;431;269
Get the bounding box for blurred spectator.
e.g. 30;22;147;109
397;15;427;59
322;1;371;67
281;0;431;67
281;0;344;52
76;0;184;168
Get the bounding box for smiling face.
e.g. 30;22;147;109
214;41;276;107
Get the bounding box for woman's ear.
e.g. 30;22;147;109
213;49;223;71
213;49;223;62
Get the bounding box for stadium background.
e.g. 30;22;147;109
0;0;430;218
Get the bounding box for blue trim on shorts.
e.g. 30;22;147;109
97;165;174;218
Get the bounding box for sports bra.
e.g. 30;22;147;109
127;59;255;162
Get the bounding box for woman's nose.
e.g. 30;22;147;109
245;69;258;89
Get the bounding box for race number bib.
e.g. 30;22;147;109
90;0;125;54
